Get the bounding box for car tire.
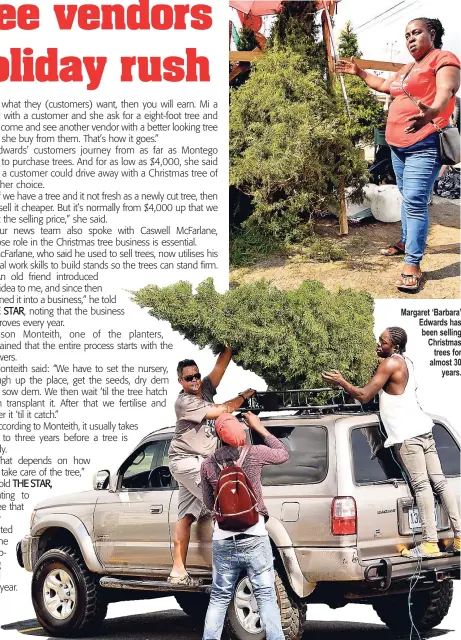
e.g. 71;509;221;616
174;592;210;619
372;579;453;635
32;545;108;637
224;570;306;640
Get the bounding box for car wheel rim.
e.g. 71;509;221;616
43;568;77;620
234;577;262;635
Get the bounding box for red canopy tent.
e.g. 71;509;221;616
229;2;283;16
229;1;338;16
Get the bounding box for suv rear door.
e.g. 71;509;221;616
250;420;335;548
347;420;460;561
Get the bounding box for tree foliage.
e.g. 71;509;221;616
338;20;362;58
338;21;385;145
230;3;368;240
237;26;260;52
132;279;377;390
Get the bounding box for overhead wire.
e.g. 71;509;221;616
363;1;424;34
356;1;406;30
356;1;421;34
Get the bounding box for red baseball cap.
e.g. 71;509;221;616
215;413;246;447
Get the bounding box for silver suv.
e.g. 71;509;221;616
18;396;461;639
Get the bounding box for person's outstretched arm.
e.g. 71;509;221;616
405;66;461;133
208;346;232;389
204;389;255;419
322;359;398;404
243;412;289;465
336;57;397;95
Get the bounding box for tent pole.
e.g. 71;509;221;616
322;3;349;235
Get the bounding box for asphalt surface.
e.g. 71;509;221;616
2;582;460;640
1;608;456;640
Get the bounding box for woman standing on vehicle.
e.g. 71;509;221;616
336;18;460;293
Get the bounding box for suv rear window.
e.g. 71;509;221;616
433;423;460;476
252;425;328;486
351;424;460;484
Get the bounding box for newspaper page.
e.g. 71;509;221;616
0;1;460;639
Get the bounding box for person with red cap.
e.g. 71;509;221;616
201;411;289;640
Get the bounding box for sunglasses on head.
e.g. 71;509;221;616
182;373;201;382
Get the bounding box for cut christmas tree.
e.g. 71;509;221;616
133;279;377;391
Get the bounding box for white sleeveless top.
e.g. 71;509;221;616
379;354;433;448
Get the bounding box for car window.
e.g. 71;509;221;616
351;426;404;484
433;423;460;476
155;439;178;489
121;441;167;490
251;425;328;485
160;440;170;467
351;424;460;484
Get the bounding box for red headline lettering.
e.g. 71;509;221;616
0;47;210;89
0;2;213;30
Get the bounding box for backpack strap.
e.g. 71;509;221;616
213;445;250;474
213;456;224;473
237;444;250;467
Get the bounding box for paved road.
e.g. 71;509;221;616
2;585;460;639
0;612;455;640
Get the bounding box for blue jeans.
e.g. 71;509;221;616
390;132;442;266
203;535;285;640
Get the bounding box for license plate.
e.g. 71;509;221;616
408;507;438;530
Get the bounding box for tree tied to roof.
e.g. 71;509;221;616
230;1;369;241
132;278;377;390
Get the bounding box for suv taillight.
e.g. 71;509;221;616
331;497;357;535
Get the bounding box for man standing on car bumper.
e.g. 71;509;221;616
168;348;255;585
322;326;461;559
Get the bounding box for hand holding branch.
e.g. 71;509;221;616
321;370;346;388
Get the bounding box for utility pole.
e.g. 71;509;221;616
385;41;400;72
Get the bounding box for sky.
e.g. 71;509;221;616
333;0;461;63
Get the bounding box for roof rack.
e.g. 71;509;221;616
241;389;378;415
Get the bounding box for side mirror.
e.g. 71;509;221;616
109;471;118;492
93;470;110;491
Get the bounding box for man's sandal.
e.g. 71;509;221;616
396;273;424;293
167;573;202;587
379;242;405;256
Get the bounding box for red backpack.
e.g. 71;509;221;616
213;446;259;531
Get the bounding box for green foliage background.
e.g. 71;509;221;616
337;21;385;145
133;279;377;390
229;6;384;255
230;48;367;240
236;26;260;52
